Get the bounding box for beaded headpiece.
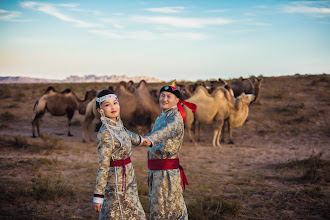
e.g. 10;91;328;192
96;94;117;103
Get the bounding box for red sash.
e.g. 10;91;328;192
148;158;189;190
110;157;131;192
177;100;197;123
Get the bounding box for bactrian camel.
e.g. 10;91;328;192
184;86;254;147
229;77;262;102
82;80;161;142
32;87;96;137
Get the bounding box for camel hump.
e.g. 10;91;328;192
61;88;72;94
137;80;147;88
45;86;56;93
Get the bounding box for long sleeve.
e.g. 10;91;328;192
146;112;182;147
125;128;143;146
93;130;114;203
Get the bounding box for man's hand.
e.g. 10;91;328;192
94;203;102;214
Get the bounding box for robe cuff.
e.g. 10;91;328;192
93;194;104;204
138;135;144;146
146;136;154;147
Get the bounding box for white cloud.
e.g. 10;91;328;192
20;1;103;28
203;9;229;13
144;6;184;14
132;15;235;28
250;22;272;26
0;8;33;22
244;12;257;16
88;30;123;39
113;13;124;16
0;9;21;21
69;8;103;16
88;29;206;40
282;1;330;15
88;29;157;40
114;24;124;29
162;32;207;40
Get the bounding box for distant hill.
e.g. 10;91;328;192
0;74;163;84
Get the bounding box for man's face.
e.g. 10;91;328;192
159;91;179;111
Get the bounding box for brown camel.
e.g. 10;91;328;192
82;80;161;142
126;80;135;93
184;86;254;147
229;77;262;102
209;78;228;94
134;80;161;134
32;87;97;137
82;82;137;142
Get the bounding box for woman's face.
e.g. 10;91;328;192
99;98;120;121
159;91;179;111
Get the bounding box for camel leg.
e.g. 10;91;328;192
82;121;87;143
221;119;229;143
186;123;198;146
32;112;44;138
213;120;224;148
197;122;201;142
228;125;234;144
87;119;93;142
67;110;74;136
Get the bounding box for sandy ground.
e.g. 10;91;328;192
0;74;329;219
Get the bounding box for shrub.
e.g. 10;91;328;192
0;111;15;121
0;86;11;98
302;152;329;183
31;174;76;200
14;135;30;149
187;196;241;220
0;179;29;202
39;133;64;150
71;120;81;126
0;135;29;149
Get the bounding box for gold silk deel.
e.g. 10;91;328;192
94;117;146;220
146;106;188;220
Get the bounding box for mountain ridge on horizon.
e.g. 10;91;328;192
0;74;163;84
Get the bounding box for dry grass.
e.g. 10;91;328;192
0;74;329;219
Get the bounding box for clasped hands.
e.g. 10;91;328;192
142;137;152;147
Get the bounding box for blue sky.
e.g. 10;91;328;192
0;0;329;81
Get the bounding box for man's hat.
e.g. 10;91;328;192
160;80;197;122
160;80;181;99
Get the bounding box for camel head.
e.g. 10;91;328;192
84;89;97;101
236;93;255;106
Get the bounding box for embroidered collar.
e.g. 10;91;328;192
162;105;178;114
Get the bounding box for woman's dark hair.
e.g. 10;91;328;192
95;89;115;109
94;89;115;132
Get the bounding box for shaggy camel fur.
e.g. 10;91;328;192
184;86;254;147
32;87;96;137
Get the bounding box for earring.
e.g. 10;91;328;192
100;109;106;123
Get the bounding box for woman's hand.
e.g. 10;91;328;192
94;203;102;214
143;137;152;146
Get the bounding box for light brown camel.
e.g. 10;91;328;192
32;87;97;137
82;97;98;142
184;86;254;147
229;77;262;102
